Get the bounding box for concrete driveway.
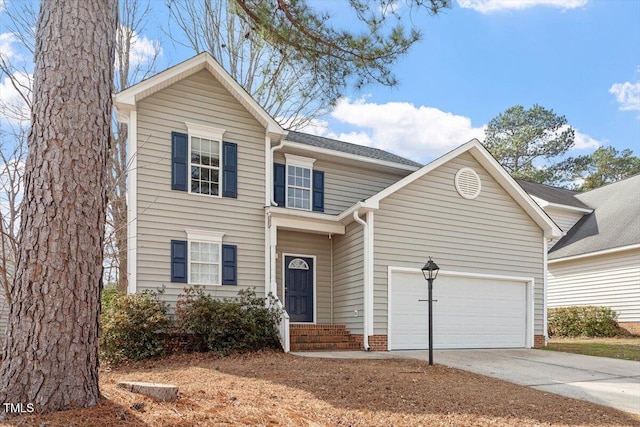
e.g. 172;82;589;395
397;349;640;415
294;349;640;414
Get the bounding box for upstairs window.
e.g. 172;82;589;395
285;154;315;211
287;165;311;210
191;136;220;196
171;123;237;198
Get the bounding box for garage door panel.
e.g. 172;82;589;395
390;271;527;350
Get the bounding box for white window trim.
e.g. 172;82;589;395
185;122;225;198
185;229;225;286
285;154;316;211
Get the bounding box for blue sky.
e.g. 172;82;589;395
1;0;639;165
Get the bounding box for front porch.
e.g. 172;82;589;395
267;207;380;351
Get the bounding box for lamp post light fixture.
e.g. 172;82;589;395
421;257;440;365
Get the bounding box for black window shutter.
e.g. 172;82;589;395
273;163;286;206
222;141;238;198
171;240;188;283
171;132;188;191
221;244;237;285
312;169;325;212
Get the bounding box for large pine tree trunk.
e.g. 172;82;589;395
0;0;117;415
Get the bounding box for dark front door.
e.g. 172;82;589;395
284;256;314;322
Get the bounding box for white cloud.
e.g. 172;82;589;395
573;129;601;150
0;0;5;13
116;26;162;69
302;97;485;163
0;32;18;62
457;0;587;13
0;71;32;123
609;81;640;112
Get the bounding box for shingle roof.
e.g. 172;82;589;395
549;174;640;260
285;131;422;168
516;180;592;210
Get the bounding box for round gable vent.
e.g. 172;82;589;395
455;167;481;200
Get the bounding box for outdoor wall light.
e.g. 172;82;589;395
421;257;439;366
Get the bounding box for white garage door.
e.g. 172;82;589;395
389;270;528;350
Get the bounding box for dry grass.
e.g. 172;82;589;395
3;351;639;427
546;336;640;361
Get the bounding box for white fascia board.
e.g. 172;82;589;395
281;141;420;172
271;216;345;235
113;52;286;139
544;201;593;214
548;243;640;264
364;139;562;239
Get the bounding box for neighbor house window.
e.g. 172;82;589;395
285;154;315;211
186;230;224;286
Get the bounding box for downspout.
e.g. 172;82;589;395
329;233;334;324
270;140;285;206
543;236;550;346
353;210;370;351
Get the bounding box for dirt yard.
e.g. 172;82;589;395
3;351;639;426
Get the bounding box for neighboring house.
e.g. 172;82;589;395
114;53;561;352
519;176;640;334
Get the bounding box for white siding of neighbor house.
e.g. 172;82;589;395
373;152;545;336
275;230;332;324
544;206;586;250
134;69;267;305
548;248;640;322
332;221;364;334
274;151;408;215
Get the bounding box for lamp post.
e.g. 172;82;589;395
421;257;440;365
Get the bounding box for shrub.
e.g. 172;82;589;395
548;306;621;337
101;285;120;312
100;290;171;363
175;287;283;354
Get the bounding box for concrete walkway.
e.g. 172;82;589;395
292;349;640;415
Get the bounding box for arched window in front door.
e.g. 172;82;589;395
288;258;310;270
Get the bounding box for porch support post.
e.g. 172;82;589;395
269;223;278;296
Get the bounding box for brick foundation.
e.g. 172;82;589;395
620;322;640;335
351;335;388;351
534;334;546;348
368;335;388;351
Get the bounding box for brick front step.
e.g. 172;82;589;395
291;341;362;351
289;324;361;352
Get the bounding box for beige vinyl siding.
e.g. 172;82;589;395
274;152;407;215
548;248;640;322
373;152;545;335
332;221;364;334
135;69;266;305
544;206;585;250
275;230;332;323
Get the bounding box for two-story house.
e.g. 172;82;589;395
113;53;561;352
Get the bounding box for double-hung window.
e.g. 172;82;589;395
187;230;223;286
285;154;315;211
186;123;225;197
171;231;237;286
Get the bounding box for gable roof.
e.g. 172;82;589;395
285;131;422;169
113;52;285;139
549;174;640;260
516;180;592;211
358;139;562;238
